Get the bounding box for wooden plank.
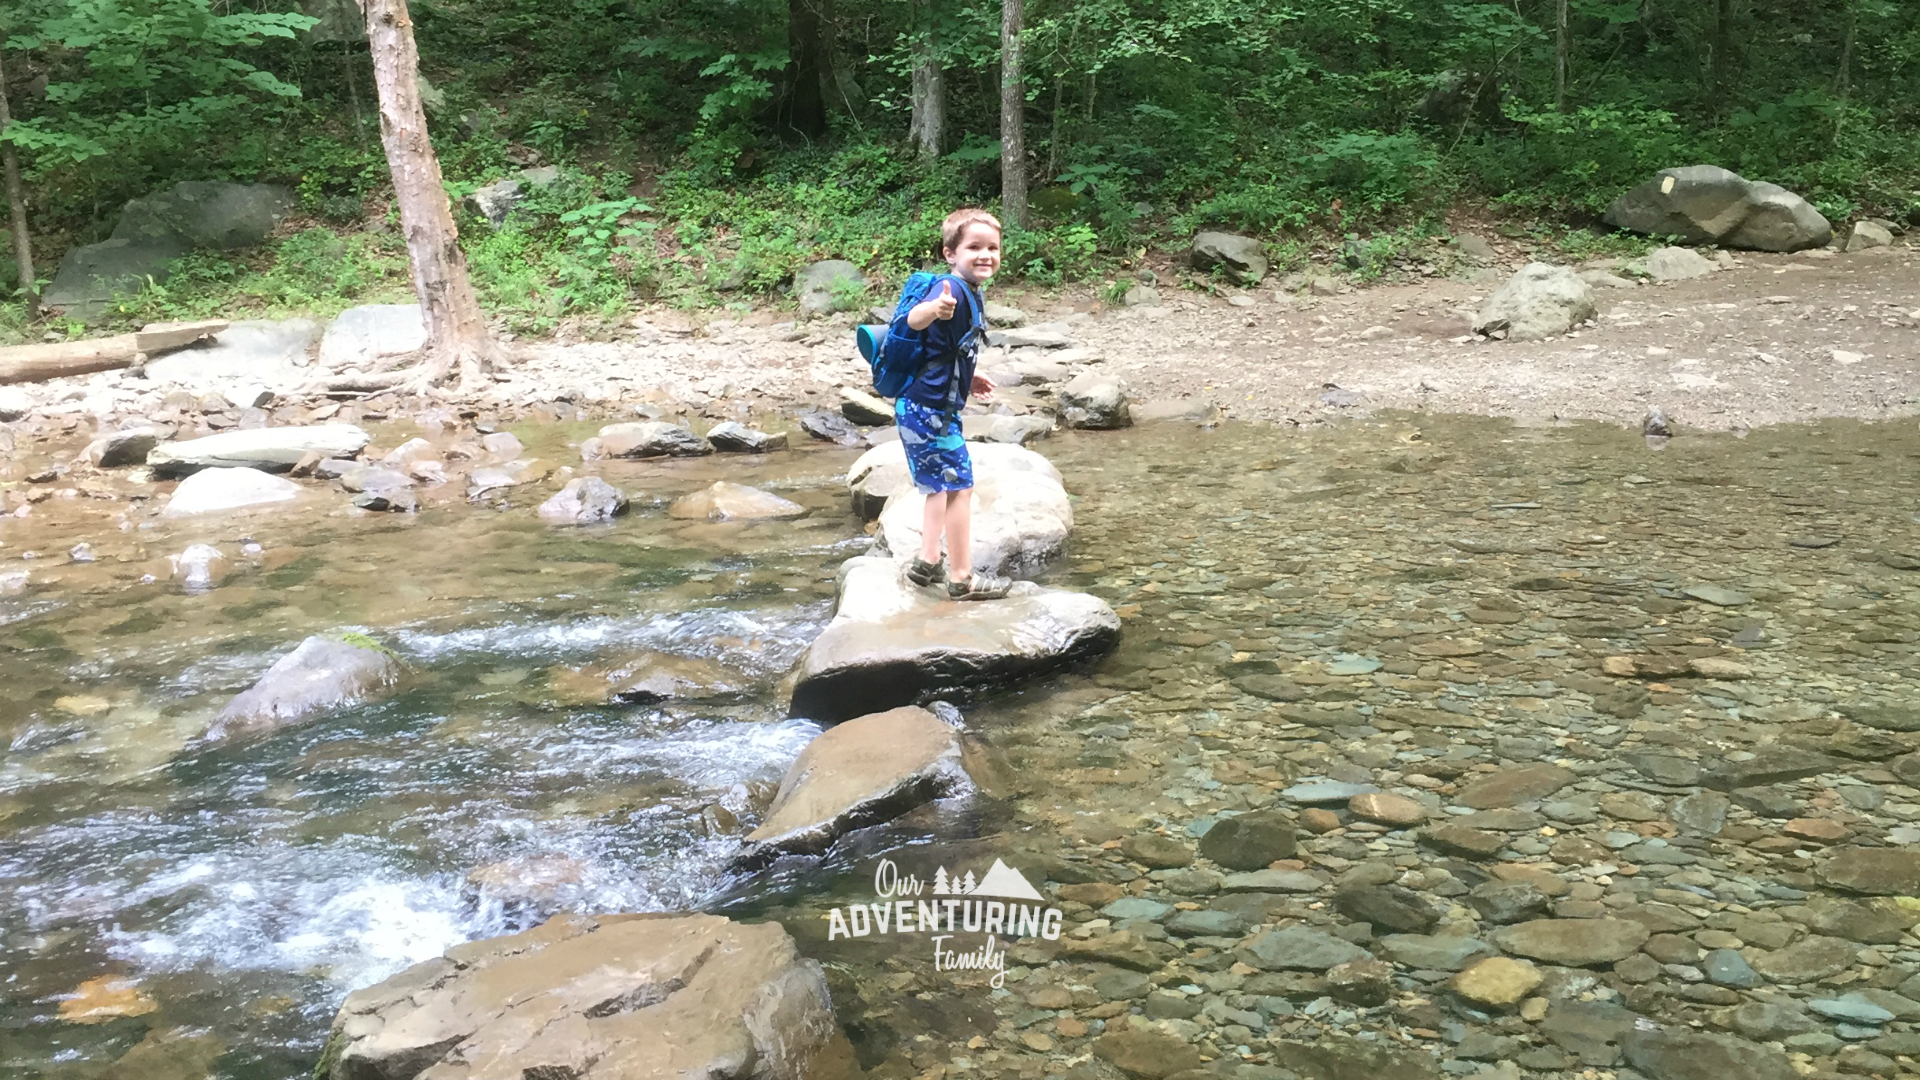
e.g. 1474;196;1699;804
0;319;229;385
134;319;228;354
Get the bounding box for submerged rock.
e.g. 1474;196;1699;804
789;556;1120;723
208;633;401;740
463;854;591;927
548;651;745;706
323;913;852;1080
162;467;302;517
168;543;228;590
147;424;371;475
668;481;806;521
742;705;972;860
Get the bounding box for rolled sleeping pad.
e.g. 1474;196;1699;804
856;323;888;363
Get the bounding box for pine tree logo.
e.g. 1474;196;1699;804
923;859;1044;900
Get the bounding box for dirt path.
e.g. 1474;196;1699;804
516;240;1920;433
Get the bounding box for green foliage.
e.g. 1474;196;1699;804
9;0;1919;328
4;0;314;166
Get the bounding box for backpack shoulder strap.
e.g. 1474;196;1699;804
893;272;939;319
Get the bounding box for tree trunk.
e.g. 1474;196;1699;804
907;0;945;160
1833;0;1855;143
999;0;1027;230
1554;0;1570;111
783;0;832;138
0;40;38;315
361;0;495;391
1711;0;1735;103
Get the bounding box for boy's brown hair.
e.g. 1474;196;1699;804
940;208;1003;257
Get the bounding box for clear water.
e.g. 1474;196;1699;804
3;412;1918;1077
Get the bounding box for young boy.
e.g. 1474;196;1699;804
894;208;1007;601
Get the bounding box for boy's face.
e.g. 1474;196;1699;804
944;224;1002;285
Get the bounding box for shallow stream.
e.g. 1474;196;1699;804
2;412;1918;1078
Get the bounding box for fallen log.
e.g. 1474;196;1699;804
0;320;228;385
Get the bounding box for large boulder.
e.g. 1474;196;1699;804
874;451;1071;579
796;260;865;317
1472;263;1597;341
1604;166;1831;252
112;181;295;250
1057;373;1132;430
582;421;713;460
1191;231;1268;283
148;424;371;475
318;305;428;369
668;481;806;521
323;913;853;1080
44;181;295;320
208;633;401;740
742;705;973;859
789;556;1121;723
847;439;1063;521
42;237;191;320
162;467;303;517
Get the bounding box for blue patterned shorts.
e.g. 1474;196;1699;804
895;398;973;494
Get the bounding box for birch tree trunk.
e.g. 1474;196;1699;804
999;0;1027;229
908;0;945;160
361;0;495;391
0;41;38;315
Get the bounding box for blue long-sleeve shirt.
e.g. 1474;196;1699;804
888;274;983;412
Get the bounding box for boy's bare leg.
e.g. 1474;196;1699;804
946;489;972;580
919;492;946;565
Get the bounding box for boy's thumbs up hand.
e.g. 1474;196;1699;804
931;280;958;320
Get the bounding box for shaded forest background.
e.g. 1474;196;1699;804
2;0;1918;331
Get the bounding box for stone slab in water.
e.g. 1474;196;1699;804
742;705;972;859
148;424;371;475
789;556;1120;724
324;912;854;1080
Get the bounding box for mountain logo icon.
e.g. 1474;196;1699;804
964;859;1044;900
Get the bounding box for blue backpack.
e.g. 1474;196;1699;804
856;272;971;398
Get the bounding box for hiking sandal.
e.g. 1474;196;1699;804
906;555;946;588
948;572;1012;602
